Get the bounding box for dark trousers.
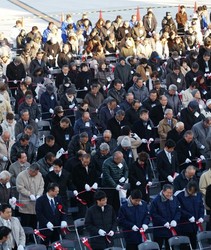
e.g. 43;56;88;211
42;229;60;246
20;213;37;229
104;189;120;213
126;243;139;250
180;232;197;249
154;237;170;250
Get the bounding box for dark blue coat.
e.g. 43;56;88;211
40;91;58;119
36;194;66;230
150;194;181;237
118;199;150;244
176;190;204;233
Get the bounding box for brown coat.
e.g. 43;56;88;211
176;12;188;27
158;118;177;149
136;65;152;82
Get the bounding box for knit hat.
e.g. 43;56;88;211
119;57;125;62
191;89;199;97
206;99;211;107
121;136;131;148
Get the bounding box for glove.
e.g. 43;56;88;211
61;221;67;228
167;175;174;183
170;220;177;227
17;245;24;250
84;87;88;91
69;104;75;109
132;225;139;231
98;229;106;236
85;184;91;191
29;195;36;201
164;222;170;228
200;145;205;149
36;195;40;199
35;118;39;123
185;158;192;164
149;138;154;143
119;177;125;183
9;197;16;209
136;181;141;186
92;183;98;190
73;190;78;196
2;156;8;162
189;216;195;223
198;218;204;223
103;85;107;91
142;224;148;231
107;230;114;236
200;155;206;160
47;222;54;231
116;184;122;191
142;139;147;143
147;182;152;186
49;108;54;114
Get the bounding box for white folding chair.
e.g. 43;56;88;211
74;218;85;250
197;231;211;250
25;244;47;250
138;241;160;250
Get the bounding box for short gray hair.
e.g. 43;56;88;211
0;171;11;180
169;84;177;91
164;109;173;115
29;163;40;171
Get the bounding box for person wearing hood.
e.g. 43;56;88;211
148;51;162;78
180;100;204;130
40;84;58;120
118;189;150;250
128;77;149;103
114;57;132;86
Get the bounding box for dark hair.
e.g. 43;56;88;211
53;159;63;167
162;184;173;191
6;113;14;120
19;134;30;141
120;125;131;136
60;117;70;124
0;226;11;240
138;151;149;162
24;125;33;131
140;109;149;115
113;78;123;85
45;135;55;142
186;181;198;193
165;139;176;148
130;189;142;199
0;203;11;213
17;151;26;159
45;152;55;161
94;190;107;201
47;183;59;192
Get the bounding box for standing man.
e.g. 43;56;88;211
36;183;67;246
0;203;25;250
16;163;44;228
157;139;179;187
102;151;128;213
118;189;150;250
176;5;188;35
85;191;117;250
150;184;181;250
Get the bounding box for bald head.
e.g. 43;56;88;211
1;131;10;142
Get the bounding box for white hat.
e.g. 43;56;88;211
121;136;131;147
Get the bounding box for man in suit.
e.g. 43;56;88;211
157;139;179;187
36;183;67;245
0;203;25;250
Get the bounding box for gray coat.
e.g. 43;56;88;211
128;84;149;103
9;161;30;186
16;170;44;214
0;217;26;248
192;121;211;157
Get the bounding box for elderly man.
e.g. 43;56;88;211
128;77;149;103
16;125;39;150
68;132;91;157
150;184;181;250
16;163;44;228
167;121;185;144
37;152;56;179
0;203;26;250
173;165;198;192
102;151;128;212
165;84;182;117
0;171;12;204
175;130;204;171
0;131;14;171
192;116;211;158
9;152;30;186
158;109;177;149
96;130;117;152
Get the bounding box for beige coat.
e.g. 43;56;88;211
158;118;177;149
0;136;14;171
0;100;12;123
0;217;26;248
16;169;44;214
199;169;211;210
